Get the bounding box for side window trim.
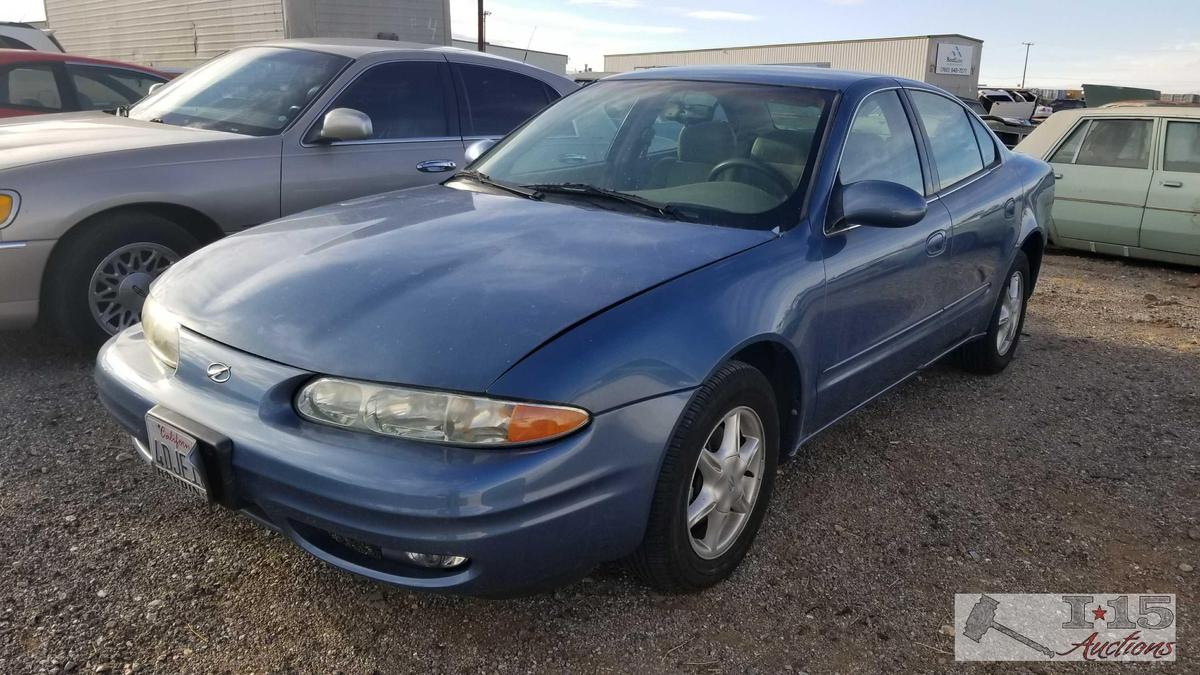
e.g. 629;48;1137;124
299;57;459;147
1048;118;1092;166
906;87;1001;196
896;87;938;197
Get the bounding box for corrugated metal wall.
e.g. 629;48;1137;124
44;0;452;69
605;37;932;81
45;0;286;68
310;0;449;46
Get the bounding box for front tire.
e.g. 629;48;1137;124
958;251;1030;374
45;211;199;348
628;361;779;593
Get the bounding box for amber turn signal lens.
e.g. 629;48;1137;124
0;193;13;225
507;404;589;443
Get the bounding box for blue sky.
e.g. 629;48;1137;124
7;0;1200;91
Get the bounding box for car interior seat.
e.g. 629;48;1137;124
750;130;813;184
648;120;736;188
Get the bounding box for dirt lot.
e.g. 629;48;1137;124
1;251;1197;674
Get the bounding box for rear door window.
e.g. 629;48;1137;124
0;63;62;110
909;90;984;189
1053;119;1153;169
453;64;553;137
1163;121;1200;173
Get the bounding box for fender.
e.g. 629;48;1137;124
486;230;825;429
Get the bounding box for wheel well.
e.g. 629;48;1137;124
730;341;802;456
1021;231;1045;291
39;203;224;312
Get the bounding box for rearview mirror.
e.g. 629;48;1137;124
464;138;497;163
317;108;372;143
836;180;927;229
147;82;165;96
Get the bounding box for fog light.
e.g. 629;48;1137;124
404;552;468;569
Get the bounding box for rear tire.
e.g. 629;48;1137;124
958;251;1030;374
45;211;199;348
627;361;779;593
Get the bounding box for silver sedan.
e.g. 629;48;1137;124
0;38;575;344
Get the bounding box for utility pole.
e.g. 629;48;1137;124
477;0;487;52
1020;42;1034;88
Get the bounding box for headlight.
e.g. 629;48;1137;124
296;377;590;446
142;296;180;369
0;190;18;229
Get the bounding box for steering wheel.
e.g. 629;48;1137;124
708;158;794;198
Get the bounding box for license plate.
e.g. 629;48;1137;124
145;414;208;499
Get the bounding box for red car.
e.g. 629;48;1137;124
0;49;171;118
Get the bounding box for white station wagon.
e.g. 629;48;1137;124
1018;106;1200;267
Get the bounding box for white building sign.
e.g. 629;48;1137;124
935;43;974;75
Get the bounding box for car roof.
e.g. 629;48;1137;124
606;65;923;91
1049;105;1200;120
0;48;168;75
1015;105;1200;158
248;37;538;64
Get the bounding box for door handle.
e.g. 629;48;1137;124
1053;173;1063;179
416;159;457;173
1162;180;1183;188
926;230;948;257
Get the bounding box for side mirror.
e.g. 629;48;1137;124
837;180;927;229
464;138;497;163
147;82;165;96
317;108;372;143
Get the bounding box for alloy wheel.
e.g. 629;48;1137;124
995;270;1024;356
686;406;766;560
88;242;180;335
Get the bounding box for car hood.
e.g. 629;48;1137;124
153;185;775;395
0;112;243;172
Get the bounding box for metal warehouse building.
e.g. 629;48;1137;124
44;0;453;69
605;34;983;97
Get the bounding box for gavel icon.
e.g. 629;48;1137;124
963;595;1056;658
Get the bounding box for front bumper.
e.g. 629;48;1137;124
96;327;690;596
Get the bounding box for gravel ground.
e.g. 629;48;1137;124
1;251;1197;674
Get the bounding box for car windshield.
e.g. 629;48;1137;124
469;79;834;228
129;47;349;136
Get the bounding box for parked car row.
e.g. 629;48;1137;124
0;39;574;343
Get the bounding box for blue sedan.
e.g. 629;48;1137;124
96;66;1054;596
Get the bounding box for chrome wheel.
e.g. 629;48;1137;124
995;270;1024;356
687;406;766;560
88;242;179;335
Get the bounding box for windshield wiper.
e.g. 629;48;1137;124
522;183;697;221
451;170;542;200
